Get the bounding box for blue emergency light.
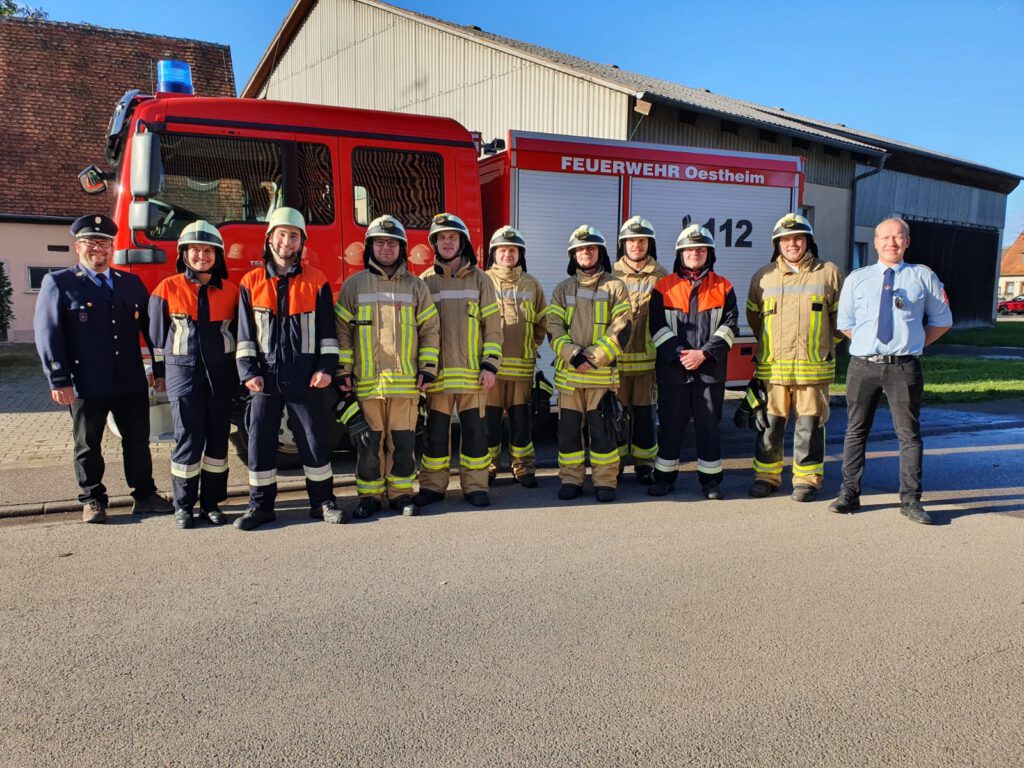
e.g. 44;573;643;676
157;60;194;95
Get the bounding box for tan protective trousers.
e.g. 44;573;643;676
419;391;490;496
557;387;620;489
753;382;830;489
486;378;535;479
357;397;418;502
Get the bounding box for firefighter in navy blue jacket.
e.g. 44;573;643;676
33;214;173;523
647;225;739;500
149;221;239;529
234;208;343;530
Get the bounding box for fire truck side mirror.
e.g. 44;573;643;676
78;165;108;195
129;201;163;232
130;132;163;198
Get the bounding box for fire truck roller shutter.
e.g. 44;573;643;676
514;170;621;388
628;177;795;336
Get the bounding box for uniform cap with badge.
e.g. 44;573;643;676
70;214;117;240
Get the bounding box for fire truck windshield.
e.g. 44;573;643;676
143;133;334;241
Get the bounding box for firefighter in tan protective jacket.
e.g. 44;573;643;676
335;215;441;519
484;226;547;488
611;215;667;485
547;225;632;503
746;213;844;502
414;213;503;510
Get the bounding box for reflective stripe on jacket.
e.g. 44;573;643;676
149;273;239;398
649;270;738;383
746;256;844;384
547;270;632;392
423;257;503;393
334;263;440;399
485;265;547;380
612;257;667;375
236;263;339;394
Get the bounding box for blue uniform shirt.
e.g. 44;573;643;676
837;260;953;357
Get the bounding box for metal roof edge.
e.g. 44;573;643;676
637;91;885;157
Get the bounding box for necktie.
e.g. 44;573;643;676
876;268;894;344
97;273;113;300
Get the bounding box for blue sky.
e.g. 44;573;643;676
39;0;1024;244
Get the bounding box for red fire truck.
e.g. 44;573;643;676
82;63;803;456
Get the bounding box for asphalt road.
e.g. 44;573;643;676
2;426;1023;768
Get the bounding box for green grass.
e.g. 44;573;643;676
935;320;1024;348
0;343;41;372
831;353;1024;403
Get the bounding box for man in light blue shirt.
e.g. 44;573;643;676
829;217;953;524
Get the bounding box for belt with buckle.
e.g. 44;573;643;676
860;354;917;364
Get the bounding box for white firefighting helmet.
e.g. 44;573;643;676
486;225;527;269
674;224;716;271
616;215;657;260
770;213;818;260
364;215;408;268
566;225;610;275
176;220;227;278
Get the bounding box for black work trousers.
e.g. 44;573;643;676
653;376;725;487
70;391;156;505
840;356;924;501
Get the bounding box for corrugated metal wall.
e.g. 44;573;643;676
630;113;855;189
262;0;629;141
855;167;1007;229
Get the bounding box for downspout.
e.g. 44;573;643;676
849;153;888;272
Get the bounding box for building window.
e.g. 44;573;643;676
27;266;62;292
352;147;444;229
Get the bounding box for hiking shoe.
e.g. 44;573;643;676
132;493;173;515
82;501;107;524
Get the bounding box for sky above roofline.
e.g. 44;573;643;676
31;0;1024;243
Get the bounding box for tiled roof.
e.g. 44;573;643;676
0;18;234;218
1000;232;1024;277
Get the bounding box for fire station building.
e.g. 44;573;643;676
243;0;1019;326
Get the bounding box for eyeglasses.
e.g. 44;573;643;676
77;239;113;250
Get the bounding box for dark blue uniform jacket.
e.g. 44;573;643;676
34;264;158;398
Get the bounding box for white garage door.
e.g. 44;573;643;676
514;170;621;380
629;179;796;333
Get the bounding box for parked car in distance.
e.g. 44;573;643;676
997;295;1024;315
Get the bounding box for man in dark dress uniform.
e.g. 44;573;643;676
33;214;172;523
